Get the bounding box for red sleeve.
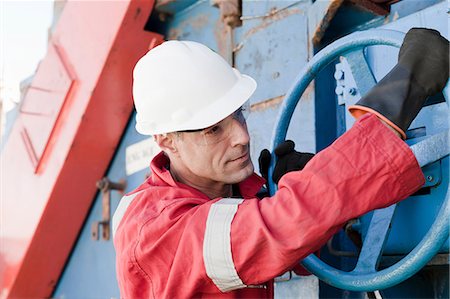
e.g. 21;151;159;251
231;113;424;285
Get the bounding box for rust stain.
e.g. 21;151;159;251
155;0;186;13
250;95;285;112
391;11;399;22
301;82;314;101
312;0;344;46
251;83;315;112
190;14;209;29
214;18;231;63
168;13;210;40
244;7;302;41
234;6;303;53
168;28;181;40
348;0;390;16
156;0;174;7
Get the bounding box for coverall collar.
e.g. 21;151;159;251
149;151;265;199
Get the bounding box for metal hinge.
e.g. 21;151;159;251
91;177;127;241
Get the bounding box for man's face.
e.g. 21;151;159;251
173;107;254;185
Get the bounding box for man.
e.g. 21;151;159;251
113;28;448;298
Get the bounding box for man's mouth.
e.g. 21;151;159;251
230;151;249;163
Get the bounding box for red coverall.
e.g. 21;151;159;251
113;114;424;298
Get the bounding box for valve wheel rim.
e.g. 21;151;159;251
268;29;450;291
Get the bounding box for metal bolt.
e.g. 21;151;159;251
348;87;357;96
334;69;344;80
335;85;344;95
427;175;434;182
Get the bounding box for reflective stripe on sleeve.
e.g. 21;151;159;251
203;198;247;292
112;192;141;239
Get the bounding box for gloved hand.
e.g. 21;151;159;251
259;140;314;184
398;28;449;96
349;28;449;139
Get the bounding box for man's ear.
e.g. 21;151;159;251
154;134;179;155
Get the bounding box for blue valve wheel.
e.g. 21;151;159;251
268;29;450;291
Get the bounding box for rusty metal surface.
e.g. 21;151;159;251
370;0;400;3
311;0;345;46
235;1;309;104
212;0;242;28
165;0;233;65
309;0;404;47
155;0;197;14
234;1;315;161
349;0;391;15
234;4;304;53
250;95;285;112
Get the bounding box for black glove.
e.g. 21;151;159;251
398;28;449;96
258;148;271;184
349;28;449;139
259;140;314;184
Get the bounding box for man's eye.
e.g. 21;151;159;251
205;126;221;135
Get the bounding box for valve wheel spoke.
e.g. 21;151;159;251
353;205;396;273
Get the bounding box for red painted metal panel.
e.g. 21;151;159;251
0;1;163;297
20;42;75;172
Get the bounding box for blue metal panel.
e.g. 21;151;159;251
53;113;149;298
155;0;198;14
163;0;232;61
236;2;319;297
235;0;310;105
236;0;316;170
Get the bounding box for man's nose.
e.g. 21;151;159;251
229;119;250;146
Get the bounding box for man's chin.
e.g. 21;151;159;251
228;163;254;184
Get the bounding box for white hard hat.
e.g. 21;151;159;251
132;40;257;135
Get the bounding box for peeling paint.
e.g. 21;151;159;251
234;7;303;53
168;13;210;40
190;14;209;29
244;7;302;39
312;0;344;46
250;83;314;113
214;18;232;64
250;95;284;112
391;11;399;21
168;28;182;40
156;0;175;7
348;0;390;16
303;82;314;101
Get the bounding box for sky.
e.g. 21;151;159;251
0;0;54;111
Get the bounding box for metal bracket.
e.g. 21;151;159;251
91;177;126;241
212;0;242;28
